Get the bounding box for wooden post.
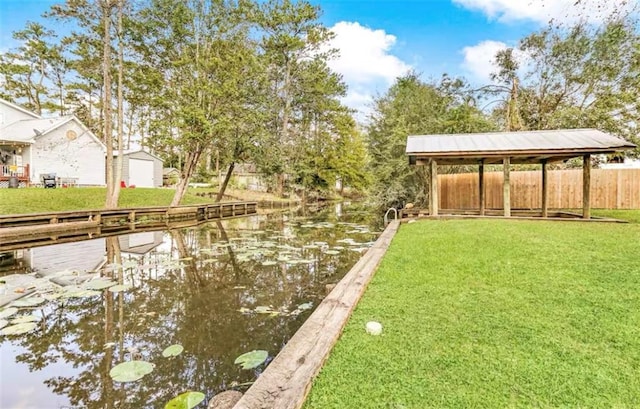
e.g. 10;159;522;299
430;159;439;216
583;154;591;219
478;159;485;216
541;160;548;218
503;157;511;217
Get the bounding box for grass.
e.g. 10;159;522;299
0;187;217;215
304;213;640;408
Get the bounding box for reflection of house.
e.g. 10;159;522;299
163;167;180;186
114;149;163;188
119;231;164;255
0;99;106;187
24;239;106;277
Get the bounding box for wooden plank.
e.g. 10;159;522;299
541;161;548;217
479;160;485;215
0;221;99;241
583;154;591;219
233;221;401;409
503;157;511;217
438;168;640;210
430;160;438;216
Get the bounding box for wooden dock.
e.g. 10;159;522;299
0;202;257;250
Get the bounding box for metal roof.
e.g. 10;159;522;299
407;129;636;165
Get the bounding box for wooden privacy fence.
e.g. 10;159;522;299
439;168;640;210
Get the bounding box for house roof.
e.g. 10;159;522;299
163;167;180;176
114;149;163;162
406;128;637;165
0;116;74;143
0;115;106;152
0;99;41;120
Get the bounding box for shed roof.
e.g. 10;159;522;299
114;148;163;162
407;129;636;165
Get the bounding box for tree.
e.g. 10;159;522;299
367;73;496;210
254;0;337;196
134;0;263;206
0;21;68;115
490;17;640;150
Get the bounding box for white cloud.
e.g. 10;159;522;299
461;40;531;84
453;0;637;24
461;40;508;83
326;21;411;118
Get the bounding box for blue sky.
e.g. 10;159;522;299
0;0;632;115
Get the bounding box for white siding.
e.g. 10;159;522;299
31;120;106;185
26;239;106;276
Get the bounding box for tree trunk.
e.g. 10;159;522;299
276;173;285;197
216;161;235;202
107;0;125;208
102;0;116;209
171;150;201;206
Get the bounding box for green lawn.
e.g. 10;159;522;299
305;215;640;408
0;187;213;215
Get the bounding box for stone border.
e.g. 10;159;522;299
233;220;400;409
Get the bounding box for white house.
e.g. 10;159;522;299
0;99;106;187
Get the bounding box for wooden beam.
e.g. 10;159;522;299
541;160;548;218
479;160;485;216
503;157;511;217
430;159;439;216
583;154;591;219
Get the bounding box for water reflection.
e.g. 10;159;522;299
0;203;381;408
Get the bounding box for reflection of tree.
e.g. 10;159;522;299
5;203;380;408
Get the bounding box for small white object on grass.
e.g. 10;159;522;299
365;321;383;336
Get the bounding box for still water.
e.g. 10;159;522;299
0;203;381;408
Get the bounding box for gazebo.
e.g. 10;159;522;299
406;129;636;219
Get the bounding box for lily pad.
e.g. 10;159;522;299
10;315;39;324
164;391;205;409
83;279;116;290
1;322;37;336
11;296;46;308
254;306;274;314
109;360;155;382
0;307;18;320
162;344;184;357
234;350;268;369
108;284;132;293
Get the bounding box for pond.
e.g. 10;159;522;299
0;202;382;408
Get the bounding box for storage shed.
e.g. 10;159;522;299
114;149;163;188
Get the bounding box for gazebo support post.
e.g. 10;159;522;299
479;159;485;216
503;157;511;217
541;159;548;218
583;154;591;219
430;159;439;216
